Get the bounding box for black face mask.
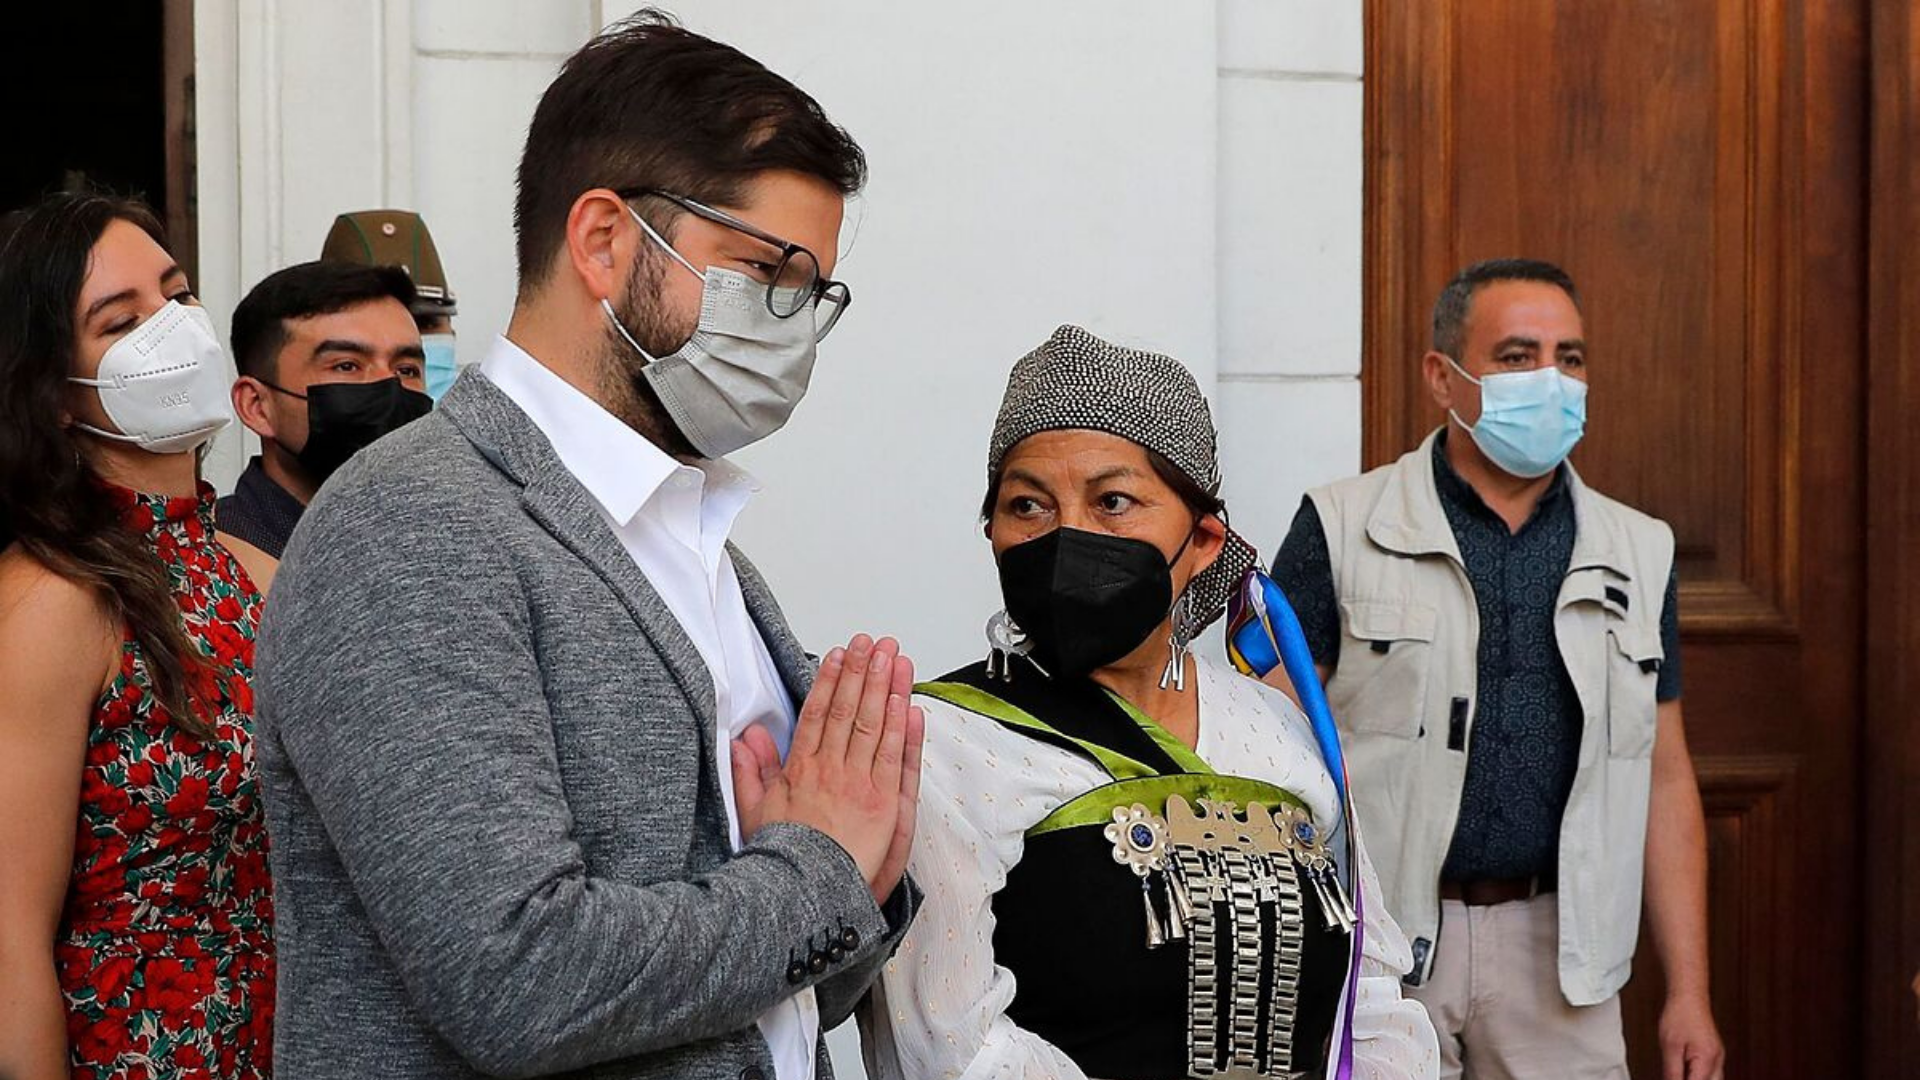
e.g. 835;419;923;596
268;377;432;481
997;526;1190;679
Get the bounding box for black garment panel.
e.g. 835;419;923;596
996;826;1347;1079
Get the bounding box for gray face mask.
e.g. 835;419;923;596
602;204;819;459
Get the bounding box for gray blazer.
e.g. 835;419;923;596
254;370;914;1079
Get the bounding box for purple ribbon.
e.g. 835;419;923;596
1335;808;1363;1080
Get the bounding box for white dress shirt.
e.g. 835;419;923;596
482;336;818;1080
863;655;1440;1080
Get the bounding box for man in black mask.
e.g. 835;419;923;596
219;260;432;560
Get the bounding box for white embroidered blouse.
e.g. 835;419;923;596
860;654;1439;1080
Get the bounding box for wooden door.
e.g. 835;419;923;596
1362;2;1870;1077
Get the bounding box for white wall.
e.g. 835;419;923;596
194;2;1363;1073
642;1;1221;678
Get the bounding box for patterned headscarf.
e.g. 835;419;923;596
988;324;1258;633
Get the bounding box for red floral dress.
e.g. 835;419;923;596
55;483;275;1079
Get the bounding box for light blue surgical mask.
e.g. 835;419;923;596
1445;355;1587;479
422;333;458;402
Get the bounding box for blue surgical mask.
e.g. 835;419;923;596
1445;356;1587;479
422;333;458;402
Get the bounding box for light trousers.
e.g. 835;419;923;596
1405;895;1629;1080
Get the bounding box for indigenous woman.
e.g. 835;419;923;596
0;192;274;1079
863;326;1436;1079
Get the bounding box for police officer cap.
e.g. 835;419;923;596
320;209;457;317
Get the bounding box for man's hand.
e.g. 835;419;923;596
731;634;926;903
867;644;922;903
1658;991;1724;1080
1645;700;1722;1080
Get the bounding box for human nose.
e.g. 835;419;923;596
1054;502;1103;533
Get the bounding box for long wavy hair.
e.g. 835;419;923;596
0;191;214;737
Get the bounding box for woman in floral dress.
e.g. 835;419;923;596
0;191;274;1079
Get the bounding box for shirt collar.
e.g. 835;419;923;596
1431;427;1569;526
478;335;758;527
239;456;306;516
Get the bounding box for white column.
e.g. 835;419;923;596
1212;0;1366;569
411;0;593;371
192;0;591;491
193;0;250;488
194;0;410;490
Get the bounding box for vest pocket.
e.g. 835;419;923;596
1605;623;1662;758
1330;599;1436;738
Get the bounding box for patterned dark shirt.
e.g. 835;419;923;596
1272;432;1680;882
214;457;307;560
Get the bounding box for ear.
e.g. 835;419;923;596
565;189;636;305
1423;350;1460;415
1184;513;1229;578
232;377;279;442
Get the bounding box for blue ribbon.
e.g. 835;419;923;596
1227;570;1348;802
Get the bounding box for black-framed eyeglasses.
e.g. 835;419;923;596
619;188;851;342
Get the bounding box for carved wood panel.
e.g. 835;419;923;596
1618;758;1798;1078
1361;0;1849;639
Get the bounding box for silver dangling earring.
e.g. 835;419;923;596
984;610;1040;682
1160;588;1198;692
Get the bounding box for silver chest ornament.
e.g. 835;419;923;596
984;610;1046;681
1105;796;1356;1079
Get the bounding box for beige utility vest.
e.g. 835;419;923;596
1308;429;1673;1006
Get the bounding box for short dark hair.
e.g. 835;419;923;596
231;260;417;381
1431;258;1582;359
512;8;867;291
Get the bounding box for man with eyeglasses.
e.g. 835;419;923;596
252;11;923;1080
1269;259;1723;1080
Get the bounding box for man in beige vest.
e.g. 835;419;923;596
1271;260;1723;1079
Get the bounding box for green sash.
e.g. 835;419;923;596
916;675;1307;837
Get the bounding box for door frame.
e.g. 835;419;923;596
162;0;196;285
1863;0;1920;1072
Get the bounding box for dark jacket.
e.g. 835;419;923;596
214;457;306;559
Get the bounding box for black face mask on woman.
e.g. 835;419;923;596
997;526;1192;679
264;377;432;481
